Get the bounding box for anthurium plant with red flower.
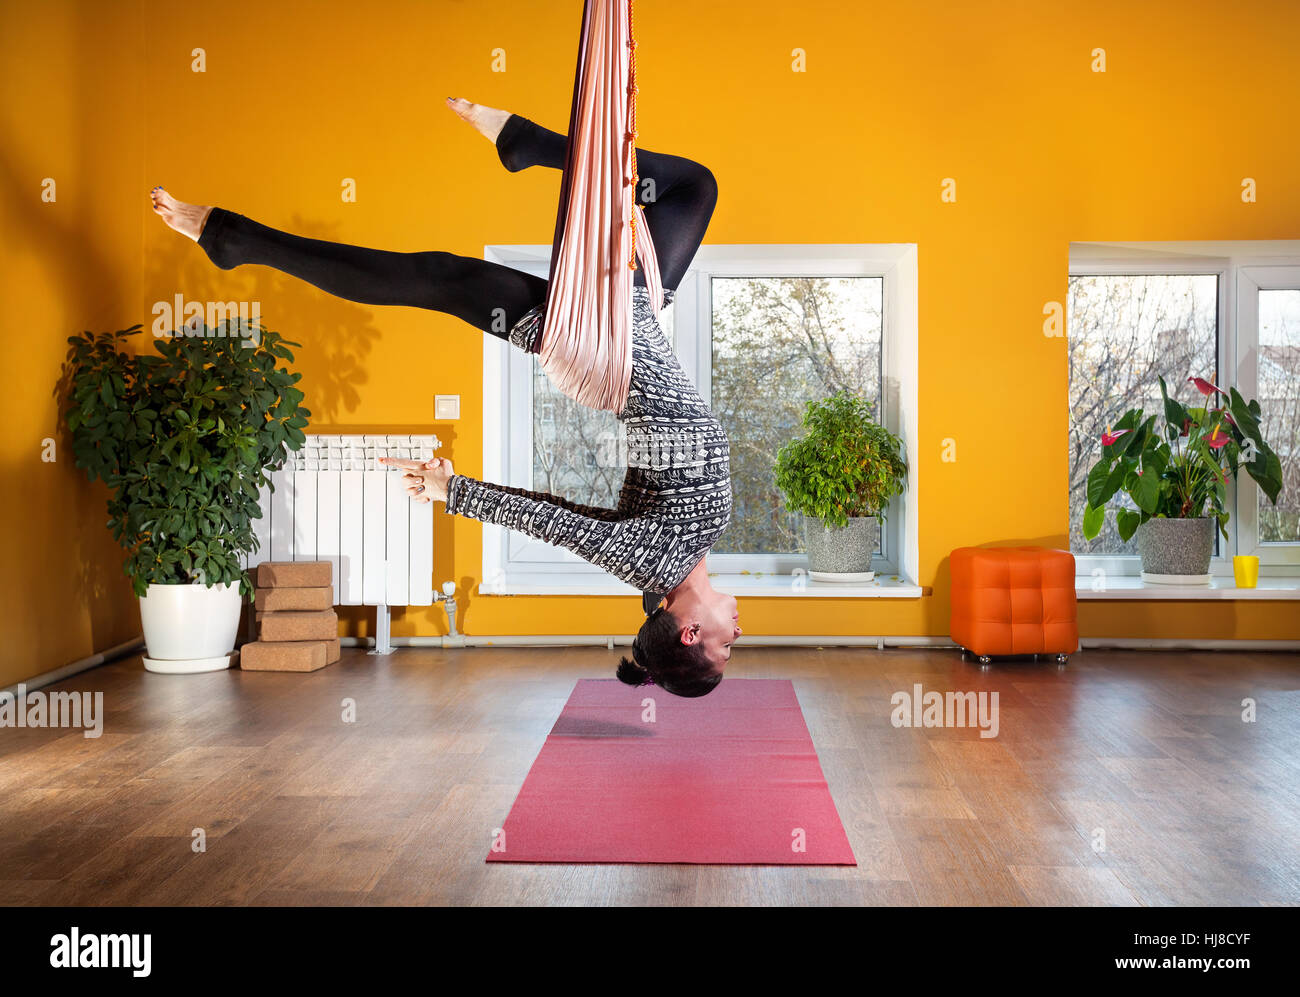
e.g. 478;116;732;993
1081;375;1282;543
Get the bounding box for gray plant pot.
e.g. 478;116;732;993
804;515;878;575
1135;517;1214;577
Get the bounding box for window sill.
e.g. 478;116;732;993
714;572;924;597
480;571;926;598
1076;576;1300;600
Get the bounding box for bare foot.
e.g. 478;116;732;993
149;187;213;242
446;97;511;145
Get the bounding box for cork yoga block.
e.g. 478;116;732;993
323;638;340;664
254;613;340;644
257;560;333;589
239;640;327;673
254;585;334;612
259;609;338;642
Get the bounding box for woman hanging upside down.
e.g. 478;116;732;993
150;98;739;697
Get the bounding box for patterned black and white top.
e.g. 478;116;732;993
444;286;733;599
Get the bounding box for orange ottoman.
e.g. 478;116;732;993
950;546;1078;666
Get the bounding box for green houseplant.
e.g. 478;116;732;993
774;389;908;578
63;319;310;670
1081;374;1282;580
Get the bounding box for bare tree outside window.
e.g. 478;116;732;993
524;276;886;556
1257;288;1300;542
711;277;883;554
519;267;1295;560
529;300;677;504
1067;274;1218;553
530;362;623;505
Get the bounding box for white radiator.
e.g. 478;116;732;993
245;433;442;653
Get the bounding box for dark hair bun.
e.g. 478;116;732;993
616;655;651;686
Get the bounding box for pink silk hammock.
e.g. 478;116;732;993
535;0;665;416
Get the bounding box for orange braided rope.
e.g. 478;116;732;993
627;0;639;271
535;0;663;414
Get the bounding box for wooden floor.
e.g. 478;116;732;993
1;645;1298;906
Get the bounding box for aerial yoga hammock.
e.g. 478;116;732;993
539;0;666;415
167;0;735;690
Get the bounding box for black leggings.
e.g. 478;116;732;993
196;114;718;342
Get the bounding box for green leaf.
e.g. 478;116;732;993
1082;503;1105;540
1132;468;1160;514
1117;508;1142;543
1158;375;1190;435
1086;460;1115;508
59;317;311;593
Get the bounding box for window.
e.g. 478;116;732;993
527;305;677;509
1068;245;1300;576
1237;267;1300;564
1257;288;1300;542
481;244;919;593
529;361;623;506
1067;272;1220;556
708;276;884;558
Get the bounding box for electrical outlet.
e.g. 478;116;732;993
435;395;460;420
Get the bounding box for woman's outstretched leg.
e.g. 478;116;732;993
149;187;547;340
449;99;717;291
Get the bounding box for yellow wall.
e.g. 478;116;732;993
4;0;1298;685
1;0;146;686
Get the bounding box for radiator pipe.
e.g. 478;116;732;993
338;634;1300;651
343;635;965;650
438;581;460;638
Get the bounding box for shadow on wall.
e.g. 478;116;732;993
142;212;385;423
4;4;419;682
144;214;389;642
924;535;1070;635
48;360;130;657
41;208;390;667
0;88;142;673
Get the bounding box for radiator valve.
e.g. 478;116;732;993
436;580;460;638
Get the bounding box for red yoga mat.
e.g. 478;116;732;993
486;679;857;865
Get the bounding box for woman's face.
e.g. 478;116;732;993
681;590;741;671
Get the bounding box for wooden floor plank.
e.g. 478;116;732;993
0;646;1296;905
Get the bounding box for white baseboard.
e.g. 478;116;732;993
3;636;145;697
340;635;1300;652
9;631;1294;697
1079;637;1300;651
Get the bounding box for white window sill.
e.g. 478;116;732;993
480;571;925;598
1076;576;1300;600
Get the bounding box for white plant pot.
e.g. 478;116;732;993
138;581;242;674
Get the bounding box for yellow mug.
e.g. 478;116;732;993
1233;555;1259;588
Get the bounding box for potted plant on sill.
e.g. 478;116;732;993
63;319;309;672
774;389;908;581
1080;374;1282;583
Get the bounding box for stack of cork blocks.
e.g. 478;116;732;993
238;561;340;672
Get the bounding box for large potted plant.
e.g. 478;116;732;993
1081;375;1282;582
774;389;908;580
64;319;309;671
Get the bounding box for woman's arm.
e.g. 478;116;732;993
445;473;630;534
381;459;662;589
445;473;666;590
448;476;625;521
379;458;629;519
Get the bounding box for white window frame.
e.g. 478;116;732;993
480;243;920;594
677;247;914;580
1069;242;1300;579
1237;264;1300;567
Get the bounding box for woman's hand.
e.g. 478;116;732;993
379;456;455;504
